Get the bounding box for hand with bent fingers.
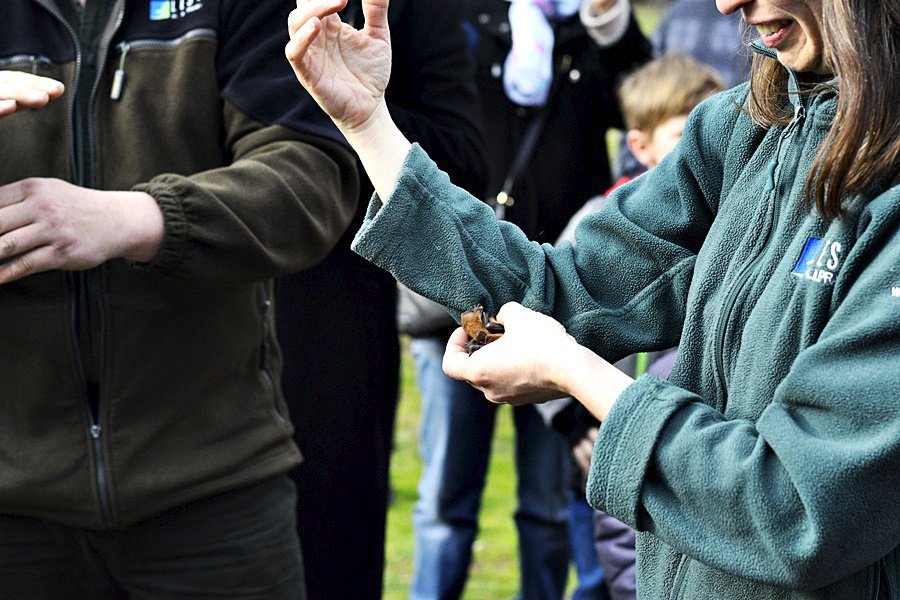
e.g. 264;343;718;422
573;427;599;474
285;0;392;132
0;71;65;118
0;178;164;284
442;302;575;406
443;302;633;420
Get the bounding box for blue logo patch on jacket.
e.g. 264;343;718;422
792;237;842;285
150;0;203;21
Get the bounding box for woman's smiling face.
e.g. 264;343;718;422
717;0;829;74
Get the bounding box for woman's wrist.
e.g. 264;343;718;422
550;340;632;422
340;100;412;201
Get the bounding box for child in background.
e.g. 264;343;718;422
558;53;725;245
551;53;724;600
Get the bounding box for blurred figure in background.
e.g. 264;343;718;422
652;0;749;89
407;1;650;598
275;0;486;598
616;0;749;179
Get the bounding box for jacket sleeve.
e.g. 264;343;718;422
133;0;358;284
351;89;742;362
588;196;900;588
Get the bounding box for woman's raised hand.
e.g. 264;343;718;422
285;0;392;133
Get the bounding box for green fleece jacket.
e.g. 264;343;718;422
352;76;899;597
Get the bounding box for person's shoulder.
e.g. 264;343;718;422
677;84;757;171
863;179;900;219
692;82;750;123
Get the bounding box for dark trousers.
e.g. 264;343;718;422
276;236;400;600
0;476;305;600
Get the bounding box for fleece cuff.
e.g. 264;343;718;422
587;374;689;528
131;178;190;274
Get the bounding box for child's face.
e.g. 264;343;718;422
631;113;690;170
646;114;689;168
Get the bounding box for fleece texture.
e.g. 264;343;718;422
0;0;358;530
353;77;899;598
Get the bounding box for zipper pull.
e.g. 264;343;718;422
782;103;806;138
110;42;130;101
764;158;778;193
30;55;51;75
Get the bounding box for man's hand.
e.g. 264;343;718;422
0;179;164;284
285;0;392;133
573;427;599;474
0;71;64;118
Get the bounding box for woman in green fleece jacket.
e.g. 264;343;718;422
286;0;898;597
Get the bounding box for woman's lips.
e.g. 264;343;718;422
756;20;793;48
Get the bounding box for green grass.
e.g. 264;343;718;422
383;6;665;598
383;339;520;599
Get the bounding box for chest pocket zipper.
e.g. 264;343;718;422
110;28;217;100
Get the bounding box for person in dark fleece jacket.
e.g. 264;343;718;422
286;0;899;598
0;0;357;598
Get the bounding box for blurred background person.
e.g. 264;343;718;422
407;1;650;598
275;0;487;598
616;0;749;179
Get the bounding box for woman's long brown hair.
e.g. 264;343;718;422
746;0;900;218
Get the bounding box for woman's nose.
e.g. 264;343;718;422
716;0;751;15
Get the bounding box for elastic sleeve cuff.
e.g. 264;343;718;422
586;374;689;527
130;179;190;273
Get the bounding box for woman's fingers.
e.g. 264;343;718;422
288;0;346;34
442;327;472;379
285;15;322;66
361;0;391;38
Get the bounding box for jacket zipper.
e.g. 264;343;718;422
66;271;114;528
872;558;893;600
37;0;124;529
259;283;287;422
668;554;689;600
0;54;52;74
711;102;805;404
110;29;217;101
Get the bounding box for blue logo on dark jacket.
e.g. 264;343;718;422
150;0;204;21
